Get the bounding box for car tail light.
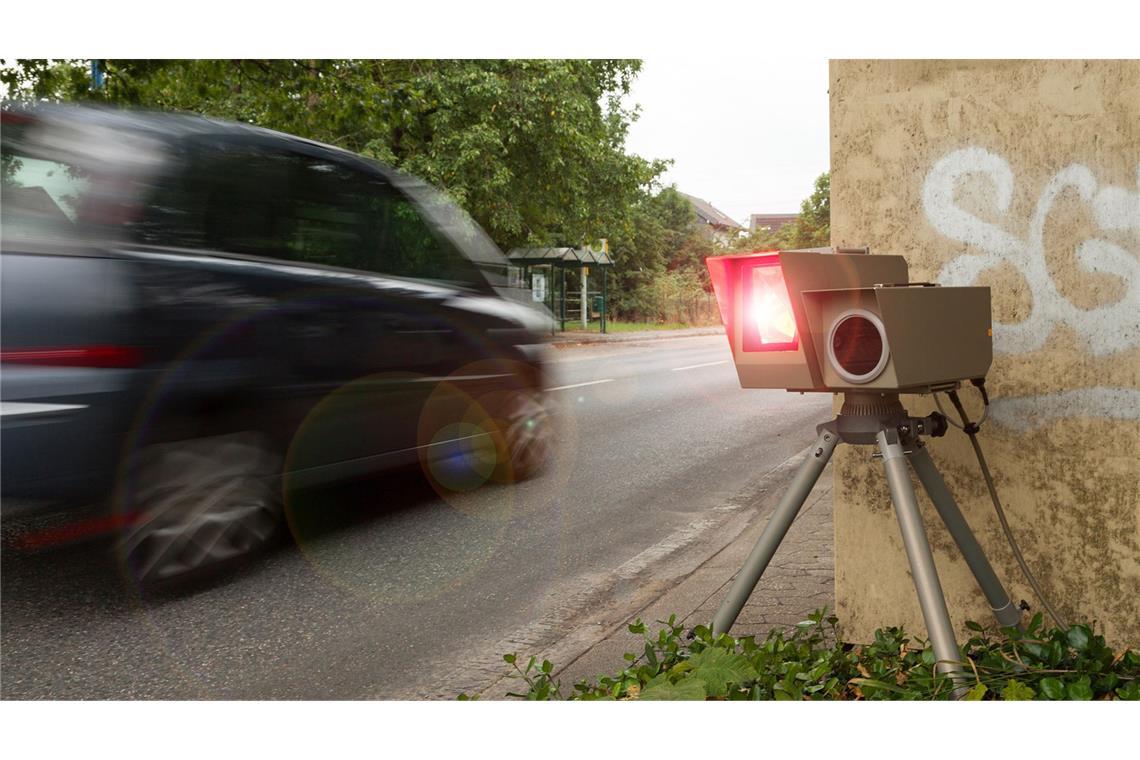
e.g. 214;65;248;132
0;345;143;368
0;109;35;126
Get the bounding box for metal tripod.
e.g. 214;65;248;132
711;393;1022;687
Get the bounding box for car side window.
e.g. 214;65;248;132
132;144;288;256
368;180;484;286
135;142;485;288
284;157;374;270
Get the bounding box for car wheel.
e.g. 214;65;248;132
118;432;282;589
491;388;551;483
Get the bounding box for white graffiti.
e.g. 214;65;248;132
987;387;1140;430
923;147;1140;357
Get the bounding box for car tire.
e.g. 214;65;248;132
118;431;283;590
490;388;551;483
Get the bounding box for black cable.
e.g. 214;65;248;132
934;386;988;429
946;388;1069;630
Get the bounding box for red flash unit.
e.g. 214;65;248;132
741;256;798;352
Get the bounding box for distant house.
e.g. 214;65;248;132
680;192;745;246
749;213;799;233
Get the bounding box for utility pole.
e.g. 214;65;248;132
600;239;608;334
581;265;588;329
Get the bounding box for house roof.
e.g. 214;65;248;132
506;247;614;266
749;213;799;230
2;186;72;223
680;193;743;230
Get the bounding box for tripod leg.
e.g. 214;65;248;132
876;430;966;687
907;442;1022;629
711;429;838;636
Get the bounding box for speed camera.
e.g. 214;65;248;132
706;248;1023;688
706;248;992;393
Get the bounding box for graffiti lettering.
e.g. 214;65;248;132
922;147;1139;357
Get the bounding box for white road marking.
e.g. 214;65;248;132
411;373;512;383
547;378;615;392
671;360;729;372
614;516;718;579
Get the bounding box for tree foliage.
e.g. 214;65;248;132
794;170;830;246
609;173;830;323
1;59;667;252
605;187;717;322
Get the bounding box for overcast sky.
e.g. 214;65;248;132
623;57;831;226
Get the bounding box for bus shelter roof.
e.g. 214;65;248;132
506;247;613;267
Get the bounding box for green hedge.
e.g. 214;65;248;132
469;609;1140;700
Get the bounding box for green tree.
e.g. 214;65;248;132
785;171;830;248
606;186;718;322
729;223;787;253
1;59;667;252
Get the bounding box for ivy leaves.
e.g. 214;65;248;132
638;675;707;701
675;647;758;699
493;608;1140;701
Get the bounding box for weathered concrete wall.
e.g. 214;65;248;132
829;60;1139;647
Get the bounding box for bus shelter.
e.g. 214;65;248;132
506;246;614;333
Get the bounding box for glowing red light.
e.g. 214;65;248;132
743;258;798;352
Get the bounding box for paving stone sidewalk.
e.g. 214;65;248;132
552;464;835;689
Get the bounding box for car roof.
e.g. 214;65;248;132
3;102;367;165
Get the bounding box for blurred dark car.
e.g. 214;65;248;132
1;103;552;586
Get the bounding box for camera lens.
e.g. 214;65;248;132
828;310;889;383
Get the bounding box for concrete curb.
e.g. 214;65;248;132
550;326;724;348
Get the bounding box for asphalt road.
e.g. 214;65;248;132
1;334;832;699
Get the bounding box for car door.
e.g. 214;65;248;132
354;166;529;463
125;137;443;476
265;146;518;475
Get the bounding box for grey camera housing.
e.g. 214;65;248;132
706;248;993;394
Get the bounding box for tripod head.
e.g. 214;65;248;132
825;392;949;446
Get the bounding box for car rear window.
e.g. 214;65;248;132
2;110;165;247
1;149;93;243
